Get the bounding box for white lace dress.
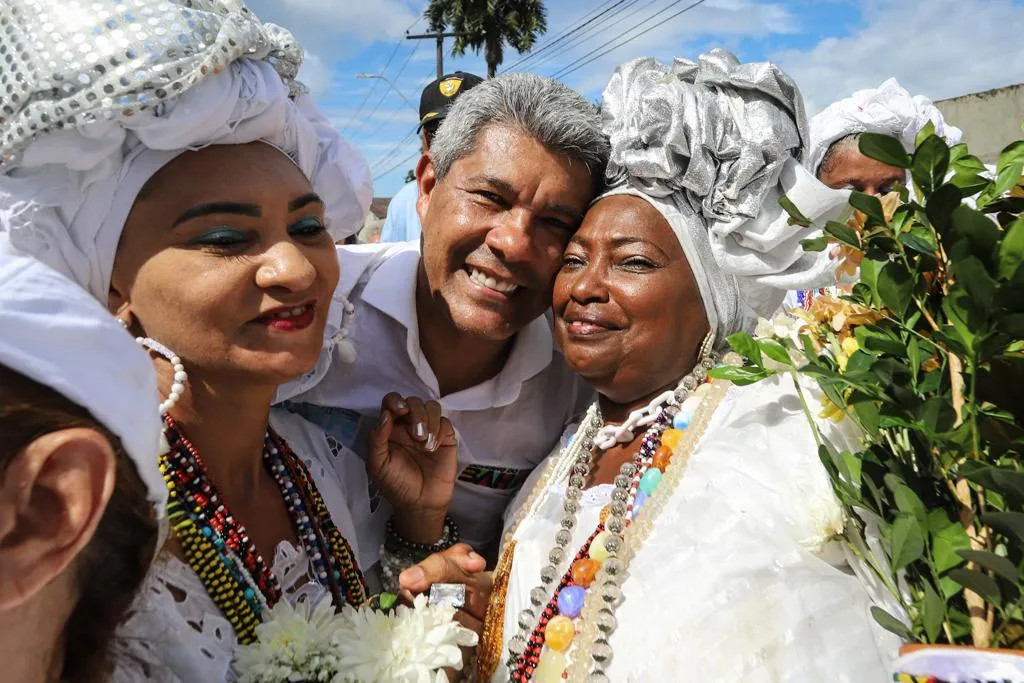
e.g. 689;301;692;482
493;374;902;682
112;408;373;683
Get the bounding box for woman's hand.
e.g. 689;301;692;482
399;543;492;632
368;393;458;543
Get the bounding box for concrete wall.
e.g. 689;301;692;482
935;83;1024;164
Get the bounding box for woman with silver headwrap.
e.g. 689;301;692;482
450;52;902;682
0;2;465;681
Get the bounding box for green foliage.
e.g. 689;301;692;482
727;133;1024;649
425;0;548;78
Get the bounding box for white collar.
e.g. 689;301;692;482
361;249;555;410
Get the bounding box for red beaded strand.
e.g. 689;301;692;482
161;415;368;641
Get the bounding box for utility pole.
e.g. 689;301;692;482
406;30;463;80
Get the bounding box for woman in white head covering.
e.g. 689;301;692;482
0;253;165;683
783;79;963;312
0;2;462;681
807;78;962;194
449;51;900;682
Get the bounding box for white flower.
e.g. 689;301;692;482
234;598;342;683
333;595;478;683
234;595;477;683
754;313;808;369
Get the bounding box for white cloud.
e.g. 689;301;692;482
298;52;333;96
245;0;422;57
772;0;1024;113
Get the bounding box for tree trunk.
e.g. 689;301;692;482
485;36;502;78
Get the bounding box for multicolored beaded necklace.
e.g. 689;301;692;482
509;412;674;681
495;353;734;682
160;415;368;644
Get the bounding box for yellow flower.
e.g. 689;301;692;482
818;395;845;423
879;191;901;220
802;295;883;343
835;244;863;280
836;336;860;373
841;336;860;357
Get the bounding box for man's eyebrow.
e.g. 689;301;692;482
546;202;584;223
466;174;583;222
466;174;517;197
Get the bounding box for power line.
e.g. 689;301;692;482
345;13;424;137
371;126;418;172
523;0;655;73
342;39;401;136
373;148;421;182
360;43;422;140
499;0;626;73
553;0;707;80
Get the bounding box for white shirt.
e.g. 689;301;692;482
494;375;899;682
277;242;591;560
112;408;371;683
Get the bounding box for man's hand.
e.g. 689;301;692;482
368;393;458;543
399;543;492;631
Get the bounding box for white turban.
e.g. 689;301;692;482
0;1;371;301
599;52;851;346
0;254;166;515
807;78;963;178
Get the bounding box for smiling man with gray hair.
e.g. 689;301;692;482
278;72;608;566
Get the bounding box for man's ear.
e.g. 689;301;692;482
416;152;438;225
0;428;116;610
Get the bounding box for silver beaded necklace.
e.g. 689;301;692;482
506;353;718;680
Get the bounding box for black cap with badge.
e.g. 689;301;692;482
417;71;484;132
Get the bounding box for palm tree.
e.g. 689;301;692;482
425;0;548;78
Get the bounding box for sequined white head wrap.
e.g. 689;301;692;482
597;51;852;345
0;0;371;301
807;78;962;178
0;253;166;516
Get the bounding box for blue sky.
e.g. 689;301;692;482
245;0;1024;197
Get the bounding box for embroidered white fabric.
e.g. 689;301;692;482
497;374;902;682
112;540;327;682
111;408;371;683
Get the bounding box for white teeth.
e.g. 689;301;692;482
469;268;518;294
270;305;308;319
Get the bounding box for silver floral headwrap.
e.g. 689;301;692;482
0;0;371;301
598;51;852;345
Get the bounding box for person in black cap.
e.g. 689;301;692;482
379;71;484;243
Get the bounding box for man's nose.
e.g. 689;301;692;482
485;210;534;264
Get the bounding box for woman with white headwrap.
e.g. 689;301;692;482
784;79;963;311
0;253;165;683
0;2;465;681
807;78;963;191
452;51;901;682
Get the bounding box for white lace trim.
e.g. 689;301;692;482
113;540;329;683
